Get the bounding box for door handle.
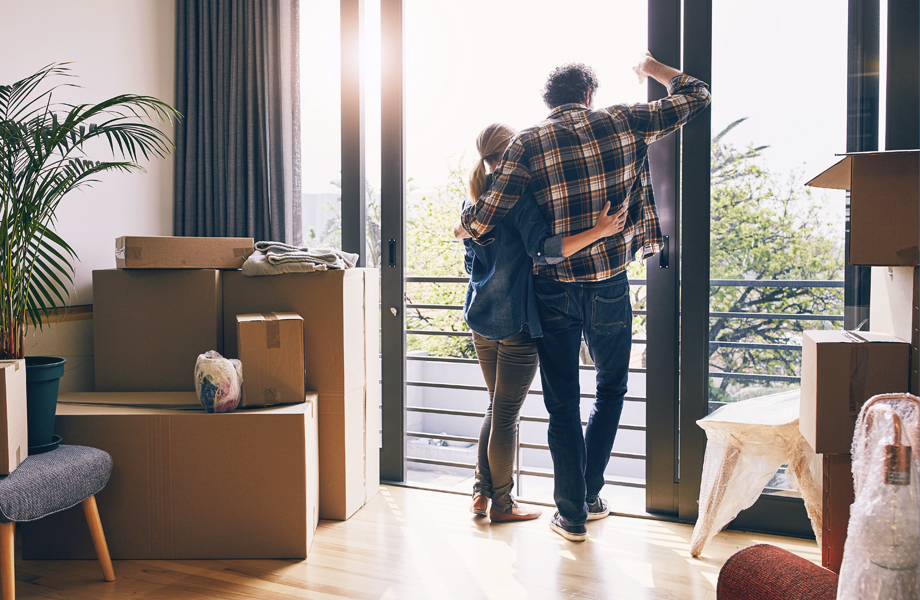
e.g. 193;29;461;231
659;235;669;269
388;239;397;268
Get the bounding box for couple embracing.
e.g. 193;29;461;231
455;53;710;542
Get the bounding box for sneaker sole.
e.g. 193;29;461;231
586;509;610;521
549;521;587;542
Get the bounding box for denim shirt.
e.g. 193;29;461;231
463;181;564;341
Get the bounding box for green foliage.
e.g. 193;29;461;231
329;117;845;380
405;161;474;358
708;378;731;404
404;118;848;375
0;64;177;358
707;119;844;397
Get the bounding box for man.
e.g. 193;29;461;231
459;54;710;541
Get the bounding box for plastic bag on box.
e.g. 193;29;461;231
837;393;919;600
689;390;823;556
194;350;243;413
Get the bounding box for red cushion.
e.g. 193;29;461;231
717;544;838;600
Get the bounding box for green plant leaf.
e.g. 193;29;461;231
0;63;177;358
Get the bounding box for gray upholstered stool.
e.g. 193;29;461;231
0;445;114;599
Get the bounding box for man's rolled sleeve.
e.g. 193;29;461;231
538;234;565;265
617;74;711;144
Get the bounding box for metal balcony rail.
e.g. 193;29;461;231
402;275;843;497
406;276;844;383
406;407;646;490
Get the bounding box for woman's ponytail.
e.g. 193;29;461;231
468;123;517;202
469;160;489;202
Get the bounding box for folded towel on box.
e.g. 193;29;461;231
242;242;359;276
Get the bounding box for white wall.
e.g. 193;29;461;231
0;0;177;306
870;266;915;342
1;0;175;391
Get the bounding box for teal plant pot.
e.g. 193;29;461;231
25;357;66;448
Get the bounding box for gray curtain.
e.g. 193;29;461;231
175;0;302;244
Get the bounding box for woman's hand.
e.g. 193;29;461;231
454;220;472;241
558;201;628;258
593;201;628;239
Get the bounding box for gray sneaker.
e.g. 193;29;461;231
586;496;610;521
550;512;587;542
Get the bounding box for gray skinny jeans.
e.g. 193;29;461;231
472;330;539;513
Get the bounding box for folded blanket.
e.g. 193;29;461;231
242;242;360;276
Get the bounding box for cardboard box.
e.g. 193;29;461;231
224;269;372;394
800;330;910;454
319;386;380;520
22;393;319;559
223;269;379;520
237;312;305;407
58;391;201;409
806;150;919;266
93;269;222;392
116;236;254;269
0;360;27;474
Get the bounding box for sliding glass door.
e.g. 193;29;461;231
376;0;693;516
360;0;873;538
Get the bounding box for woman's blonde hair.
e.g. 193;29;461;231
469;123;517;202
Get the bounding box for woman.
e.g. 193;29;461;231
459;123;626;522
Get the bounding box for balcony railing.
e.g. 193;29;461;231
400;275;844;508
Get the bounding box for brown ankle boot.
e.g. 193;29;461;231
470;494;489;515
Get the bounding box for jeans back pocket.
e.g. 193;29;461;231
534;279;574;331
590;286;630;335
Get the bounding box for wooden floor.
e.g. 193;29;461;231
14;485;820;600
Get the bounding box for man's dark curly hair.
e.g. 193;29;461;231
542;63;599;109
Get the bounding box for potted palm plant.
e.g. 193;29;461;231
0;64;178;449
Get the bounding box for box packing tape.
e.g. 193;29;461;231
261;313;281;349
844;330;869;416
114;246;142;260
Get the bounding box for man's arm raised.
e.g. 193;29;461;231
622;51;711;144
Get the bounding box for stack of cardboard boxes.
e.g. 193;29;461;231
222;269;380;520
21;236;379;560
802;150;919;572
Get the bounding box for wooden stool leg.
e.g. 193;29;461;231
81;496;115;582
0;521;14;600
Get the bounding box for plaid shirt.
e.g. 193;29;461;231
461;74;711;282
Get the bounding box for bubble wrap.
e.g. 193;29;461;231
194;350;243;413
689;389;822;556
837;393;919;600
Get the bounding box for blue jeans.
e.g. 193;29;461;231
533;272;631;526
